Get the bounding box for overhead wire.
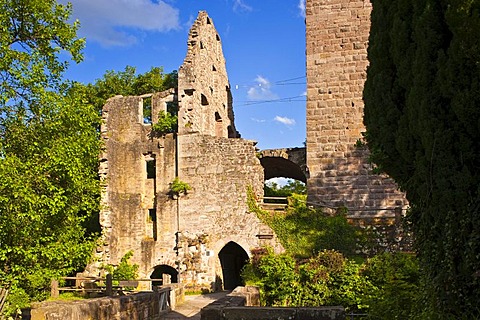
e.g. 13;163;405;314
233;75;306;106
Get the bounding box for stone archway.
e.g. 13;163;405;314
218;241;249;290
150;264;178;287
258;147;307;183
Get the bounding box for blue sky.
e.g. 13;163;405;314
63;0;307;151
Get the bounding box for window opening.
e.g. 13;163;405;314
149;209;157;241
201;94;209;106
146;158;156;179
143;97;152;124
215;112;223;137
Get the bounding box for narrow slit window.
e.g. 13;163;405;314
146;159;156;179
149;209;157;241
143;97;152;124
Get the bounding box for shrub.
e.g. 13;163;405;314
103;251;139;284
152;110;177;135
169;177;191;197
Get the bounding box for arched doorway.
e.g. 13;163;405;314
218;242;249;290
150;264;178;287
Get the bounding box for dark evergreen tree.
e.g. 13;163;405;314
364;0;480;317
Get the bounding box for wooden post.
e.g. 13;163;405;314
50;279;59;298
106;274;113;296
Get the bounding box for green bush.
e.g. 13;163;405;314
152;110;177;135
243;249;374;312
169;177;191;197
103;251;139;284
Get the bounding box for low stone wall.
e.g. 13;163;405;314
201;286;345;320
30;285;184;320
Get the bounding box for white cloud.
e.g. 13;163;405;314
233;0;252;12
65;0;180;47
298;0;306;18
251;117;266;123
274;116;296;126
247;75;279;100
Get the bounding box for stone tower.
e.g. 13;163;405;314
305;0;407;215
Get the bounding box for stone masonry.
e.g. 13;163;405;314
178;11;239;139
92;11;280;291
305;0;407;216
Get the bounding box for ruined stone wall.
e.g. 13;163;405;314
178;11;238;138
94;93;178;278
175;133;274;287
93;11;281;290
305;0;407;216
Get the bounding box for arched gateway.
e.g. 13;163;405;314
218;242;249;290
150;264;178;286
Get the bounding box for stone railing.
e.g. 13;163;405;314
201;286;345;320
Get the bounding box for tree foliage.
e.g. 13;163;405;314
264;179;306;198
0;0;100;314
80;66;178;114
364;0;480;316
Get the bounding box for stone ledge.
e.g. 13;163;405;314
201;286;344;320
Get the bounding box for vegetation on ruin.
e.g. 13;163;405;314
102;251;139;284
152;110;178;135
169;177;192;197
248;188;360;257
0;0;101;315
245;189;422;316
364;0;480;317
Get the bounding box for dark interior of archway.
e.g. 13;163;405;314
218;242;249;290
260;156;306;183
150;264;178;287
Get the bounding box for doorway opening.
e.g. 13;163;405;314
150;264;178;287
218;242;249;290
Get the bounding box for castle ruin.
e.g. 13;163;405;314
94;12;279;291
93;1;409;291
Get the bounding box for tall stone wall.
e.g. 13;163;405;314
305;0;407;215
178;11;238;138
94;93;178;277
176;133;275;286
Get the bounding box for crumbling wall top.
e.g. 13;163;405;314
178;11;239;138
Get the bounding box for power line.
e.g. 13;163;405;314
234;75;306;89
236;95;306;106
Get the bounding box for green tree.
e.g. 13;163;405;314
364;0;480;316
82;66;178;115
0;0;100;313
264;179;306;198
